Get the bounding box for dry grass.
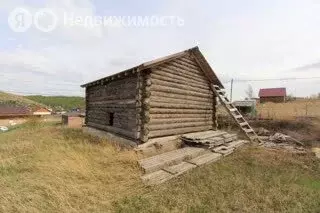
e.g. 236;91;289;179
114;148;320;213
0;121;142;212
0;122;320;212
256;99;320;120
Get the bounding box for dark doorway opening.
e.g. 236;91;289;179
108;112;114;126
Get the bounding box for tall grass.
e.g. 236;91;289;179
256;99;320;120
0;123;319;212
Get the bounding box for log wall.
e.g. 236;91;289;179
147;55;217;139
85;75;139;140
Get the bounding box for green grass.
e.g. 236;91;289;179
0;91;44;107
26;95;85;111
0;123;319;212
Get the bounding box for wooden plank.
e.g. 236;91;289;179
186;152;222;166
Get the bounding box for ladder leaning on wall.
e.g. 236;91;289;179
211;84;262;143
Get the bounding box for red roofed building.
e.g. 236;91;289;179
0;105;31;118
258;88;287;103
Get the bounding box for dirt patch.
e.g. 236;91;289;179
249;118;320;147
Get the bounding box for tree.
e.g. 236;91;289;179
245;85;254;99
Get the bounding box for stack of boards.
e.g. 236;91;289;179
182;130;239;154
139;130;249;185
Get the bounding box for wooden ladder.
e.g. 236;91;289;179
211;84;261;143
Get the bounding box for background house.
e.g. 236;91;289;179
32;107;52;116
233;100;257;116
62;112;84;128
0;105;31;119
259;88;287;103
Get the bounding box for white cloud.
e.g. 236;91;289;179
0;0;319;98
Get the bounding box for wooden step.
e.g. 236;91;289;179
234;115;243;119
230;108;237;112
141;152;223;185
186;152;222;166
226;140;249;149
139;147;206;174
141;169;174;185
239;122;249;126
243;128;254;133
162;162;196;175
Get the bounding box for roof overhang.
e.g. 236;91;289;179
81;46;224;89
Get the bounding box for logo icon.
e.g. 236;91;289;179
33;8;58;32
8;8;33;32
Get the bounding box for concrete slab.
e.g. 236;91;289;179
83;127;137;148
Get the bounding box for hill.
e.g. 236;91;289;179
26;95;85;111
0;91;44;107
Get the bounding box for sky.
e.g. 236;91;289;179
0;0;320;99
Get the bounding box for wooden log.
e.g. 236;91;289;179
151;73;210;91
150;85;212;99
87;122;138;139
150;91;212;103
150;78;211;95
86;116;136;128
149;102;213;110
150;113;212;119
150;71;209;89
149;121;213;131
153;67;208;85
136;72;143;139
150;96;212;106
148;126;213;138
88;99;136;105
149;117;212;125
180;56;200;67
175;57;200;70
169;61;203;76
150;108;213;114
87;104;136;109
160;63;208;81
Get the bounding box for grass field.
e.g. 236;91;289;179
256;99;320;120
25;96;85;111
0;91;44;107
0;121;320;212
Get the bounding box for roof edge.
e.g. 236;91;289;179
189;47;224;88
80;47;198;88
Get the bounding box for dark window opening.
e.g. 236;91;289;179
108;112;114;126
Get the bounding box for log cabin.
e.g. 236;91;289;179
81;47;224;145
